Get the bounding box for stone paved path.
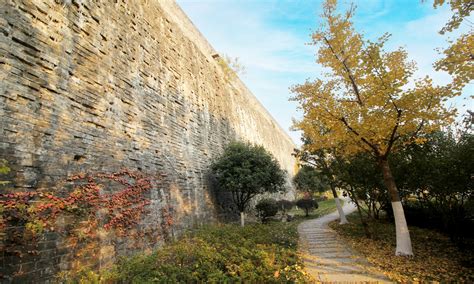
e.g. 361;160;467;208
298;200;392;283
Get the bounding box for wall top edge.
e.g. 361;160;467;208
157;0;296;147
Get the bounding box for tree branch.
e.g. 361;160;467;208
299;158;319;168
323;36;363;105
231;190;242;212
238;189;246;210
384;109;402;157
409;93;435;141
241;192;255;208
363;44;401;113
340;117;380;156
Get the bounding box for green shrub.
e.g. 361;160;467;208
92;223;310;283
276;200;295;213
256;198;279;223
296;198;318;217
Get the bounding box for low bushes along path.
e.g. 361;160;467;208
298;200;392;283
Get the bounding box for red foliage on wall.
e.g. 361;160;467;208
0;170;173;258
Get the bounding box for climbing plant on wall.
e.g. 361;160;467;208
0;168;174;277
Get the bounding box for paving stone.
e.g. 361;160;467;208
298;200;393;283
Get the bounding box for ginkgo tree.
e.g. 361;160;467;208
291;0;458;256
432;0;473;90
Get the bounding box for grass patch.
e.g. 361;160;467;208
329;213;474;282
74;222;311;283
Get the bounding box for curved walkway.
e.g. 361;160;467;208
298;200;392;283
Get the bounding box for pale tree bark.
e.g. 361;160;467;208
240;211;245;227
379;158;413;256
330;185;348;224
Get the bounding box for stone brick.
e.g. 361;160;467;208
0;0;296;281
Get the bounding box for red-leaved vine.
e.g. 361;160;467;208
0;170;174;260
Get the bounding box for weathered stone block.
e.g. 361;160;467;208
0;0;296;281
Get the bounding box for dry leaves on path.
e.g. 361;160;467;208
329;215;473;282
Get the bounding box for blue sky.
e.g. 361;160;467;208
176;0;473;145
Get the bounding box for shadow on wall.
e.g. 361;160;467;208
1;107;239;283
0;1;294;282
0;7;239;275
206;170;240;222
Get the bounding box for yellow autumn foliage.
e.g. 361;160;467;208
291;0;458;158
431;0;473;90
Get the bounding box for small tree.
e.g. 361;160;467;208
296;198;318;217
256;198;279;223
211;142;286;226
293;166;327;194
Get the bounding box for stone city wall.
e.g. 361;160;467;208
0;0;296;281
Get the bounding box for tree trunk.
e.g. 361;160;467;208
367;199;373;218
330;185;348;224
349;186;371;238
379;158;413;256
240;211;245;227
